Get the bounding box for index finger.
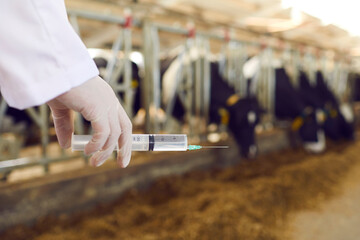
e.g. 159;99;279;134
117;107;133;168
84;116;110;156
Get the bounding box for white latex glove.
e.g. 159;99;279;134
47;76;132;168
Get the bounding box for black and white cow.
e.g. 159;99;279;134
314;71;354;140
296;70;354;141
209;62;263;158
275;68;325;152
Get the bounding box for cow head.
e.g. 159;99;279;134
227;97;263;158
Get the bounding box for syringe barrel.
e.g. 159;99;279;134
71;134;188;152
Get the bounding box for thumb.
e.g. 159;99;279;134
50;108;74;149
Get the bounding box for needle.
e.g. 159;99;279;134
201;146;229;149
188;145;229;150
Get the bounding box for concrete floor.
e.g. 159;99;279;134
290;154;360;240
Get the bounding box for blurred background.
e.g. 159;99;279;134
2;0;360;239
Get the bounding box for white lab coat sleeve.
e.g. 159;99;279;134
0;0;99;110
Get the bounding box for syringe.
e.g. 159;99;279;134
71;134;228;152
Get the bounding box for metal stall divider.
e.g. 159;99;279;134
189;26;216;138
341;57;352;102
202;37;211;134
193;35;211;138
320;50;337;98
267;46;276;127
219;36;233;87
257;43;276;129
220;34;248;97
291;48;301;88
194;33;202;136
150;24;161;133
142;22;162;133
281;42;295;85
183;24;196;137
104;10;134;118
305;47;317;86
142;21;152;133
331;56;341;98
319;50;328;80
147;22;212;138
331;56;350;102
163;48;186;134
217;31;249;135
0;97;7;134
219;33;233;89
239;43;252;98
235;42;248;96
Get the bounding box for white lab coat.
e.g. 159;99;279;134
0;0;99;110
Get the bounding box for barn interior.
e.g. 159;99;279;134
2;0;360;239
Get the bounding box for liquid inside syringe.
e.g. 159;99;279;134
72;134;228;152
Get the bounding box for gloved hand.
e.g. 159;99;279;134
47;76;132;168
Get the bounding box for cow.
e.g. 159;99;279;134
314;71;354;140
296;70;354;141
209;62;263;158
274;68;325;153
